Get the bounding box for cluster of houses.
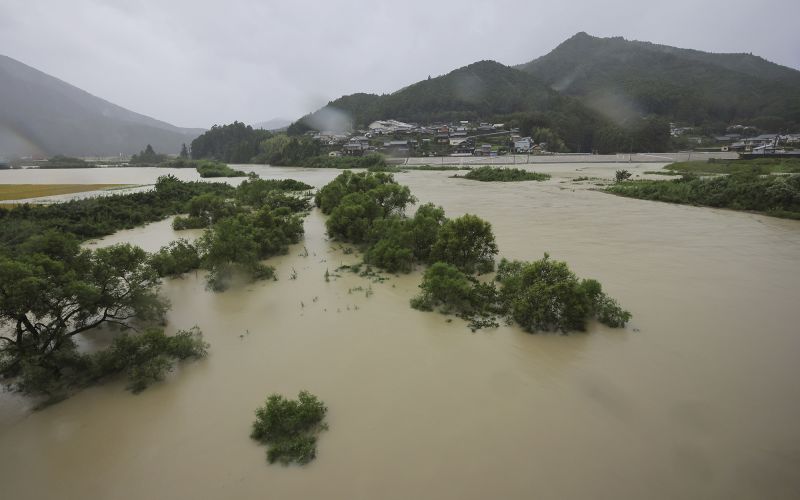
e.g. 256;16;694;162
314;119;551;157
721;133;800;152
671;123;800;152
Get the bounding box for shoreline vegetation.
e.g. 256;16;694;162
607;158;800;219
0;174;313;404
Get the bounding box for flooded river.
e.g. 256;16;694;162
1;165;799;499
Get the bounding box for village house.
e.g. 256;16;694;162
514;137;533;153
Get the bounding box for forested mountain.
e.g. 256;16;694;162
517;32;800;130
288;60;672;152
0;55;203;157
288;60;638;152
290;60;587;129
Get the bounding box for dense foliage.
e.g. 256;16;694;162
606;172;800;219
149;239;202;277
495;255;631;332
314;170;399;215
251;391;328;465
317;171;499;275
168;175;312;289
0;227;209;400
409;263;500;330
461;166;550;182
191;122;271;163
198;206;305;291
428;215;498;274
253;134;320;165
410;255;630;333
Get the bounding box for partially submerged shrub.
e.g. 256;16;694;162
12;328;208;401
149;239;201;277
411;262;500;330
615;169;632;182
250;390;328;465
93;327;209;393
496;254;631;333
429;214;498;274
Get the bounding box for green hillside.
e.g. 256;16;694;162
288;61;623;152
517;32;800;130
290;61;591;127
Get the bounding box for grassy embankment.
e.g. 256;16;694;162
607;159;800;219
660;158;800;175
0;184;133;205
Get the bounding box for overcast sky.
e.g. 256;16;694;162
2;0;798;129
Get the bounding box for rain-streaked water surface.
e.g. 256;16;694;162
1;164;799;500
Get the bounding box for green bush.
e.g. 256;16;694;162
429;214;498;274
496;255;631;333
149;239;201;277
250;391;328;465
410;262;501;330
195;160;247;178
314;170;399;214
198;208;301;291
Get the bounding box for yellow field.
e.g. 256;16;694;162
0;184;133;201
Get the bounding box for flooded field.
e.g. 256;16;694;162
1;164;799;500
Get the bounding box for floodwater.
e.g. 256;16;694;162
1;164;799;500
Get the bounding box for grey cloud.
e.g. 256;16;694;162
1;0;798;128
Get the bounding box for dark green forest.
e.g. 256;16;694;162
518;32;800;131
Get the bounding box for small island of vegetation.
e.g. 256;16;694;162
251;391;328;465
457;166;550;182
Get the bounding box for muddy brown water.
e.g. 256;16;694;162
1;165;799;500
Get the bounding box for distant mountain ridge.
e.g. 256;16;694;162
252;118;291;130
290;33;800;139
516;32;800;129
0;54;204;157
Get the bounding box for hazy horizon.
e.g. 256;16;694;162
2;0;799;129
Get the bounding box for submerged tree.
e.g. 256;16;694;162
496;254;631;333
429;214;498;274
251;390;328;465
0;232;166;369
